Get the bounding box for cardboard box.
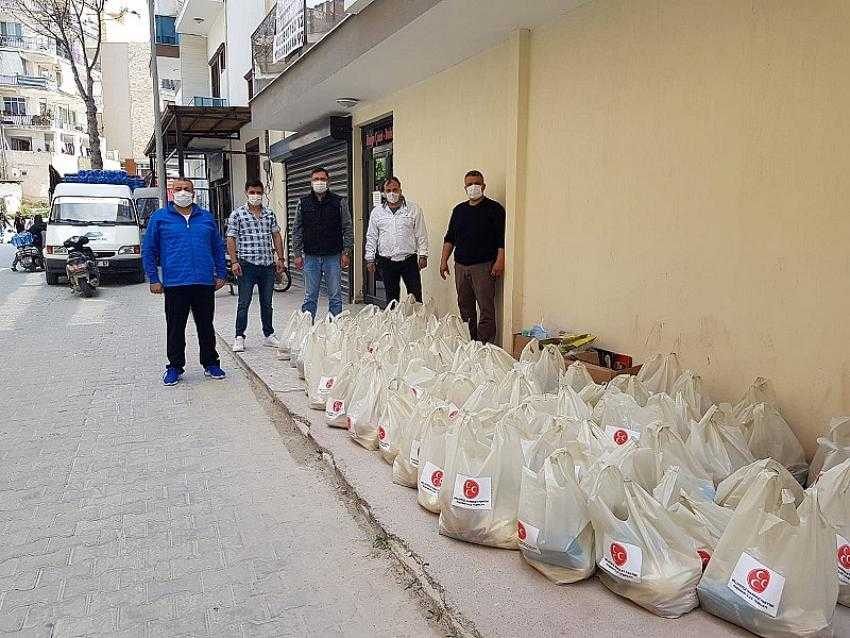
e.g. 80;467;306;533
513;334;641;384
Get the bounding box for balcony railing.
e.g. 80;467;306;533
251;1;347;97
185;96;228;107
0;34;57;54
0;113;86;132
0;74;57;90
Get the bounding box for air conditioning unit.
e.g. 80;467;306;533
344;0;376;13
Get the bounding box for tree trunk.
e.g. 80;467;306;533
84;73;103;169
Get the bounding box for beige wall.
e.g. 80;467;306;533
521;0;850;452
347;0;850;451
352;40;513;315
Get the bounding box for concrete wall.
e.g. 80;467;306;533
179;34;211;103
9;151;79;200
225;0;267;106
347;0;850;451
127;44;155;162
101;43;132;160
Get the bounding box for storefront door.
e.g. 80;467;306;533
361;118;393;306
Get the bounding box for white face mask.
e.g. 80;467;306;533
312;180;328;194
385;191;401;204
247;194;263;206
465;184;484;200
173;190;193;208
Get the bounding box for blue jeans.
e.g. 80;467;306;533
302;254;342;319
236;260;275;338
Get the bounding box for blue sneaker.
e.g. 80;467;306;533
162;367;183;386
204;365;226;380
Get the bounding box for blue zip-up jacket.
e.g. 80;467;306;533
142;203;227;286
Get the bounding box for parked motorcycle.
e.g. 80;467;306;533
10;232;44;272
64;235;100;297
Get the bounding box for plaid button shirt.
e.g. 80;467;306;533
226;204;280;266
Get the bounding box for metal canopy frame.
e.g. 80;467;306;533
144;104;253;175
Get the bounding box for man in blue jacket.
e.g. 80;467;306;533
142;177;228;385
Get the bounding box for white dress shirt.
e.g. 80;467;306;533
364;199;429;262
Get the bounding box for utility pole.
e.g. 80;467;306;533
147;0;168;205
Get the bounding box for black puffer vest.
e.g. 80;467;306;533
299;192;343;256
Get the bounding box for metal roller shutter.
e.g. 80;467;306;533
285;141;352;300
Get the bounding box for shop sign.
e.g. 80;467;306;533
273;0;305;63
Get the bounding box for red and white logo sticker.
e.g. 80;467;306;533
728;552;785;618
451;474;492;510
837;535;850;585
318;376;335;392
600;539;642;582
697;549;712;571
605;426;641;446
377;426;390;450
447;403;461;420
419;461;444;495
517;520;541;555
327;400;345;417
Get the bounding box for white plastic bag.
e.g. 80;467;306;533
639;422;714;495
518;448;594;584
594;391;661;449
646;392;691;441
276;310;303;361
560;361;595;393
808;416;850;486
325;361;357;428
608;374;651;406
732;376;778;423
347;359;385;449
697;469;839;638
519;340;565;394
670;369;712;420
392;399;435;488
417;406;453;513
438;415;523;549
686;404;755;484
586;465;702;618
814;459;850;607
636;352;682;395
715;459;804;510
737;402;808;486
377;385;417;465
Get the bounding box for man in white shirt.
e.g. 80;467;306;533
365;176;429;303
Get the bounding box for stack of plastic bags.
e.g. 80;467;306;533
280;304;848;635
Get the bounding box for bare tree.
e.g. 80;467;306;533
7;1;134;169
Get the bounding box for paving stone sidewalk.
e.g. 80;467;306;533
0;272;441;638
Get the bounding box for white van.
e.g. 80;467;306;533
133;187;162;231
44;183;145;285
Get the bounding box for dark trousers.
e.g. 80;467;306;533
454;261;497;344
163;284;219;371
377;255;422;304
235;260;275;338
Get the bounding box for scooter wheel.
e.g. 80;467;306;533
80;281;95;298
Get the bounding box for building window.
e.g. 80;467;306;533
0;22;22;40
44;134;53;152
3;97;26;115
9;136;32;151
61;135;74;155
154;16;179;45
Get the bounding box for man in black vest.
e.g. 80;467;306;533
291;167;354;318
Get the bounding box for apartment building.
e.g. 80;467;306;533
146;0;284;234
0;3;119;201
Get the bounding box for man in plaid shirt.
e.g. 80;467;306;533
226;179;285;352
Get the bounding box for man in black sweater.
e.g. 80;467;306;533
440;170;506;344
